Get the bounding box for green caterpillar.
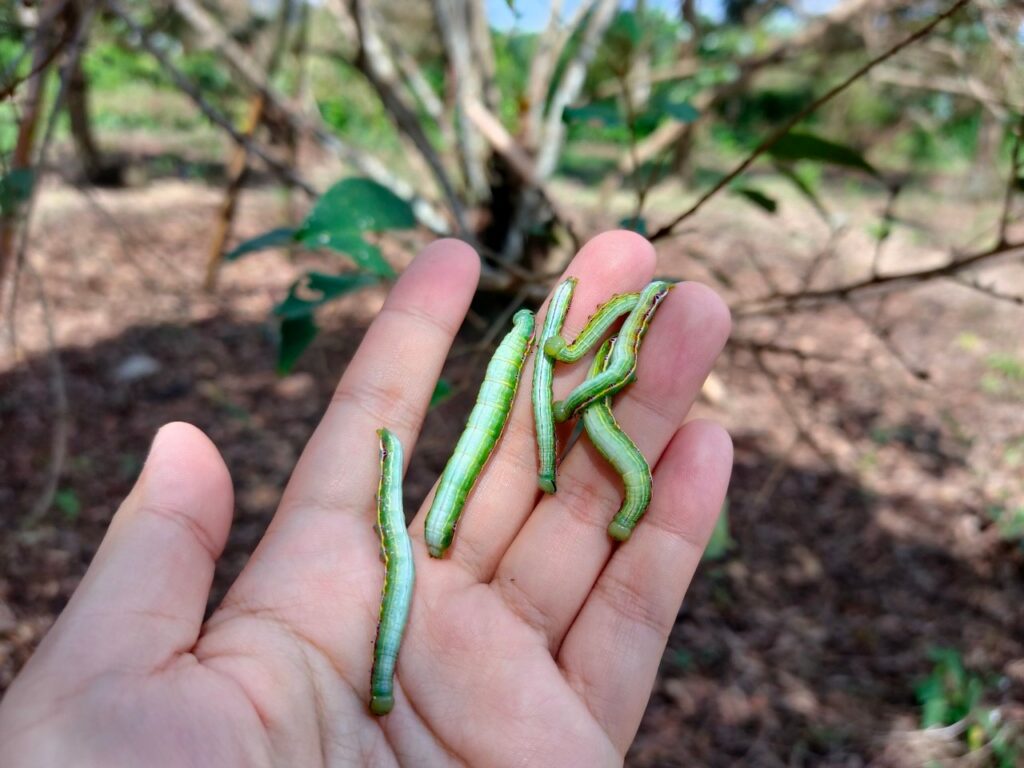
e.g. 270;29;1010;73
553;281;672;422
533;277;577;493
542;291;639;363
581;340;653;541
424;309;535;558
369;428;414;715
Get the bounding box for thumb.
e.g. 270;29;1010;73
32;422;234;676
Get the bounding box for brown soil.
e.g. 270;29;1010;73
1;177;1022;766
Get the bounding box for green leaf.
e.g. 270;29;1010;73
429;379;453;408
297;230;395;277
731;186;777;213
54;488;81;520
224;226;297;261
767;132;878;177
617;215;647;235
563;99;622;127
277;315;318;375
702;500;734;561
773;162;829;220
608;10;642;46
662;98;699;123
0;168;34;216
917;675;949;728
274;271;379;319
301;177;416;236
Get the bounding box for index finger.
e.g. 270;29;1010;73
218;239;479;622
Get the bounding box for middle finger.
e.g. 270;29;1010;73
409;230;656;581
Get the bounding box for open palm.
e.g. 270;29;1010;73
0;232;732;767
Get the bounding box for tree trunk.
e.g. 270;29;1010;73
0;0;66;286
66;44;107;184
204;0;293;291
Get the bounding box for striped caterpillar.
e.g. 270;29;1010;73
369;428;414;715
424;309;535;558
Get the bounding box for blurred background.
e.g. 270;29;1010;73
1;0;1023;764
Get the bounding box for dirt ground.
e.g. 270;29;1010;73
1;172;1022;766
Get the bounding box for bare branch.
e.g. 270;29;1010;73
349;0;470;235
0;0;69;285
738;238;1024;314
871;66;1017;118
204;0;297;291
158;0;451;233
535;0;618;180
104;0;317;196
387;39;443;120
0;1;73;102
466;0;498;111
730;338;851;364
618;0;896;177
649;0;972;242
463;98;580;245
432;0;491;200
523;0;565;148
7;1;92;524
845;298;930;381
950;274;1024;307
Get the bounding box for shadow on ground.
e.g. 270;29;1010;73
1;311;1021;767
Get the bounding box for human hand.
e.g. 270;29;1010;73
0;232;732;766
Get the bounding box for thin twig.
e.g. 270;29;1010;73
535;0;618;180
349;0;470;236
949;274;1024;306
845;298;930;382
0;0;73;101
648;0;972;242
730;338;850;364
738;237;1024;314
21;259;69;528
751;350;833;466
14;3;93;526
800;224;845;291
870;183;902;277
104;0;318;197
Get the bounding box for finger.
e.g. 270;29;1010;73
408;230;656;580
282;238;480;518
559;420;733;753
209;241;478;677
25;422;233;677
492;283;730;649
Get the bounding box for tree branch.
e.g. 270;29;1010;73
463;98;580;246
649;0;972;242
349;0;470;235
432;0;491;200
0;1;73;102
535;0;618;180
737;238;1024;314
949;274;1024;307
158;0;451;233
106;0;316;195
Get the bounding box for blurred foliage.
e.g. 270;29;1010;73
2;1;1016;370
915;648;1020;767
